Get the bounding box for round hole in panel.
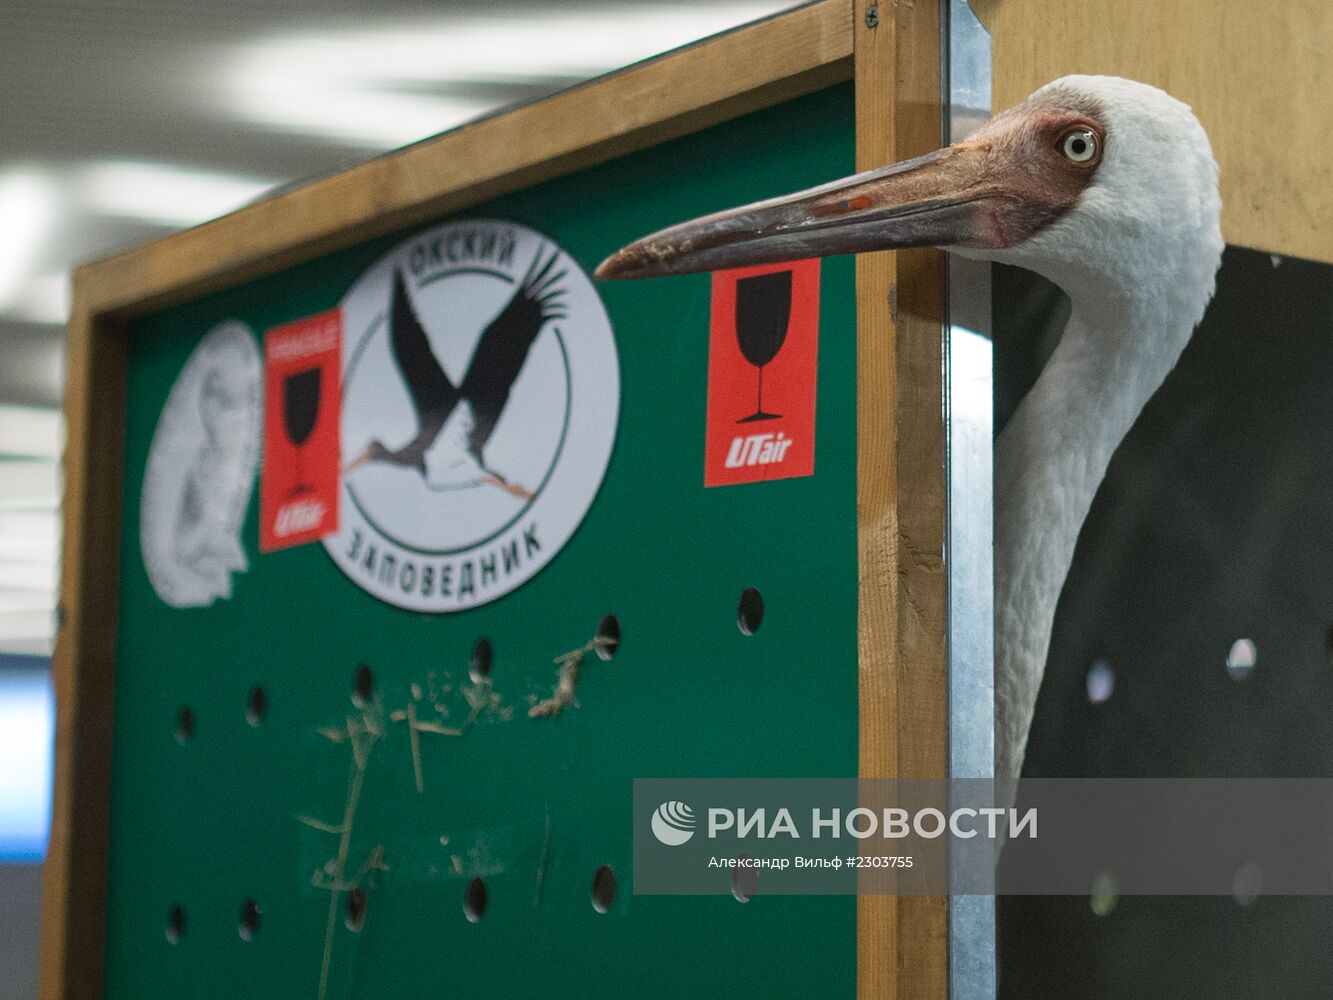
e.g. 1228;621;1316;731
737;588;765;636
1226;638;1257;681
238;898;261;941
595;615;621;661
345;887;367;932
246;686;267;726
1089;871;1118;917
591;865;617;914
165;903;187;944
175;706;195;744
470;639;493;683
732;855;759;903
352;664;374;707
1086;659;1115;705
464;877;487;923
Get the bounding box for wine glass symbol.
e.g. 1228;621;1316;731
282;366;321;496
734;270;793;423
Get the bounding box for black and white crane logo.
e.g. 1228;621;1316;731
326;220;619;612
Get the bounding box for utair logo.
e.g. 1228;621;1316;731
724;431;793;469
326;219;620;613
651;801;697;846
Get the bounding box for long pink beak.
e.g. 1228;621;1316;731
595;141;1006;280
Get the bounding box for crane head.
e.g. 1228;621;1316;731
595;76;1221;304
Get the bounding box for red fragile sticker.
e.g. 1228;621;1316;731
704;259;820;487
260;309;341;552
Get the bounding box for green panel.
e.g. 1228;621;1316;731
106;83;858;999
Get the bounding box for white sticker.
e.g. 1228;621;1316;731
140;320;262;608
326;219;620;612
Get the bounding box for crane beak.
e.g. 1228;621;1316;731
595;142;1004;280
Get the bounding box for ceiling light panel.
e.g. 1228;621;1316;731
241;5;787;84
0;406;62;460
233;86;493;147
0;619;54;657
80;161;279;228
229;3;791;146
0;170;57;311
0;459;60;510
0;562;56;592
12;272;71;326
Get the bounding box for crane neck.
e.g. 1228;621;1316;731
993;279;1208;781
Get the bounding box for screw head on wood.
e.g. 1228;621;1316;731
865;4;879;28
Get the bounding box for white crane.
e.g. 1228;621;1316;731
597;76;1224;781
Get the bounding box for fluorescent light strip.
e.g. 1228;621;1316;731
0;520;58;591
81;162;279;228
12;272;71;326
0;589;54;614
0;510;58;535
240;6;787;84
0;542;57;565
0;613;55;656
233;84;492;147
0;437;60;654
230;4;792;147
0;459;59;507
0;534;56;556
0;563;55;591
0;171;57;312
0;406;62;459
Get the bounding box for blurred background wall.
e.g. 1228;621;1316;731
0;3;800;995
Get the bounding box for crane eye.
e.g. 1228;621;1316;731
1060;129;1099;164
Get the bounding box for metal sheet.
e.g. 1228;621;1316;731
945;1;996;997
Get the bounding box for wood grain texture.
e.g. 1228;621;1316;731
38;306;127;1000
972;0;1333;265
74;0;853;319
854;0;948;997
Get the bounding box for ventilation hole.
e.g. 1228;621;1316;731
732;855;758;903
1089;871;1118;917
737;588;764;636
345;887;367;932
1233;861;1262;905
1086;659;1115;705
595;615;620;661
165;903;186;944
1226;638;1257;681
238;899;261;941
464;877;487;923
470;638;493;683
591;865;617;914
352;664;374;707
174;706;195;744
246;686;267;727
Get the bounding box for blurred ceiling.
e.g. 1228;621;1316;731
0;0;798;652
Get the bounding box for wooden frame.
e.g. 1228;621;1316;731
41;2;948;997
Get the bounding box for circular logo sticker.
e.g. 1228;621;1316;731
326;219;620;612
140;320;262;608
